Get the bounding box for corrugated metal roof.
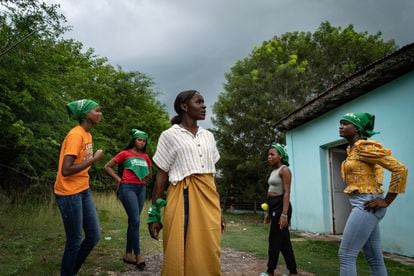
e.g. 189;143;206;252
274;43;414;131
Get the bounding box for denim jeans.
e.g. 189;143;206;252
118;184;146;255
55;189;100;276
339;194;387;276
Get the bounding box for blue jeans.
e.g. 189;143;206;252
118;184;146;255
339;194;387;276
55;189;100;276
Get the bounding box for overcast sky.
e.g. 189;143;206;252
48;0;414;128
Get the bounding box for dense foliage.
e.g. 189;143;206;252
0;1;400;207
0;1;170;201
213;22;397;207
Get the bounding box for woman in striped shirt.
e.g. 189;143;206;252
148;90;224;276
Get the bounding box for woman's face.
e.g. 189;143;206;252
87;106;103;124
339;120;358;138
267;148;281;166
134;138;146;150
183;92;206;120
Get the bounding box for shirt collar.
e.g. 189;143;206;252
173;124;205;135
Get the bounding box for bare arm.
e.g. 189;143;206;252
62;149;104;177
151;168;168;203
143;160;153;184
279;166;292;229
148;168;168;240
103;158;122;184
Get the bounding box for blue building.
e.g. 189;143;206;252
274;43;414;257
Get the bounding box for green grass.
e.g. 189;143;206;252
0;192;162;276
0;194;413;275
222;212;414;275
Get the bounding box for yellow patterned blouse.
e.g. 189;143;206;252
341;140;408;194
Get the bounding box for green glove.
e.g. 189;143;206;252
147;198;167;224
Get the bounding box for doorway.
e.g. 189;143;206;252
329;145;351;234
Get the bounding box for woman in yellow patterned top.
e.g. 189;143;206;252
338;112;408;276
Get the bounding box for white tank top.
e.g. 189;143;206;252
267;165;286;194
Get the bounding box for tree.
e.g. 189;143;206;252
213;22;397;208
0;0;67;57
0;0;70;199
0;1;170;200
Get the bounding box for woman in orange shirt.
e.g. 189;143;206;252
338;112;408;276
54;99;104;276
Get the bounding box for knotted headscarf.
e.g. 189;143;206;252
271;143;289;166
341;112;380;138
122;129;150;180
130;128;148;141
147;198;167;225
66;99;99;122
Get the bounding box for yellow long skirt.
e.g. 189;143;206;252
161;174;222;276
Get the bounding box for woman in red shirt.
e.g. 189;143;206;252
104;129;152;270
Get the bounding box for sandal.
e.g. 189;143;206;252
137;261;146;271
123;257;136;265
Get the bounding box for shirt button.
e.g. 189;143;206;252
201;165;204;168
199;154;202;157
197;144;200;147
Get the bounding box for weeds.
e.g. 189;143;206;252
1;194;413;275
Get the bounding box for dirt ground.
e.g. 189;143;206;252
100;231;413;275
114;248;314;276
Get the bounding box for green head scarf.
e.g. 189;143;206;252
340;112;380;138
130;129;148;141
66;99;99;122
271;143;289;166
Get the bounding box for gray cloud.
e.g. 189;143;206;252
49;0;414;128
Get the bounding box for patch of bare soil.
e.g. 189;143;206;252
97;231;414;275
112;248;314;276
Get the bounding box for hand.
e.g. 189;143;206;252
221;215;226;233
364;198;389;212
279;215;288;229
148;222;163;240
94;149;104;161
263;214;270;224
143;175;152;184
114;178;121;194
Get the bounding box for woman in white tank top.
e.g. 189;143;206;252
260;143;298;276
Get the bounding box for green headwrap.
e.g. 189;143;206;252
147;198;167;225
131;129;148;140
130;128;149;147
66;99;99;122
341;112;380;138
271;143;290;166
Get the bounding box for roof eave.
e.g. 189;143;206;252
274;43;414;132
